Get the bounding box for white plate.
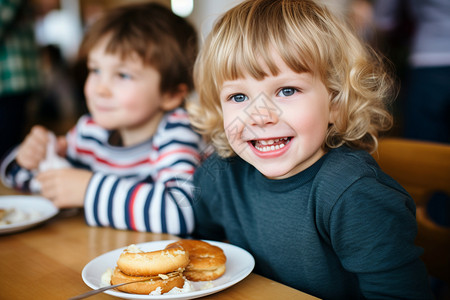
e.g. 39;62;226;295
81;240;255;300
0;195;59;235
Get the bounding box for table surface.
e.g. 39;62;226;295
0;184;319;300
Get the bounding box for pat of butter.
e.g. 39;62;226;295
150;287;163;295
100;268;113;287
166;280;194;294
124;244;143;253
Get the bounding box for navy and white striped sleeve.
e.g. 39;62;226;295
0;147;39;193
83;115;203;235
84;169;196;235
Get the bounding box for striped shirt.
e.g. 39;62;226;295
0;108;204;235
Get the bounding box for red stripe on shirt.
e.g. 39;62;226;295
128;184;143;231
74;147;199;168
148;148;201;164
155;167;196;181
75;147;150;168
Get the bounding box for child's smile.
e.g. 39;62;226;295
251;137;292;154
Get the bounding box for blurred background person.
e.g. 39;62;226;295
33;44;79;129
0;0;42;159
374;0;450;143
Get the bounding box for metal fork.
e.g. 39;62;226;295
68;271;180;300
68;278;152;300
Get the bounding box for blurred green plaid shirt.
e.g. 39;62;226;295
0;0;41;96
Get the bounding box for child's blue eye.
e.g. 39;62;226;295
88;67;100;74
278;87;297;97
230;94;248;103
119;73;132;79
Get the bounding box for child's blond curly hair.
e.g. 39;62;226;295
188;0;396;158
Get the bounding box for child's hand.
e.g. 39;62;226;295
16;125;49;170
55;135;68;157
36;168;93;208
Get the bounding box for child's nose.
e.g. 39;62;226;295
247;96;279;126
95;78;112;97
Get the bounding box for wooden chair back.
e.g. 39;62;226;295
372;137;450;283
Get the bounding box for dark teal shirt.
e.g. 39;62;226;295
192;146;433;299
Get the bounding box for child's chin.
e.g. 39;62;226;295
256;165;294;180
92;118;118;130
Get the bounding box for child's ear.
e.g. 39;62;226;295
160;84;188;111
328;101;339;124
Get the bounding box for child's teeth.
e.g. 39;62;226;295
254;138;289;152
259;139;280;146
